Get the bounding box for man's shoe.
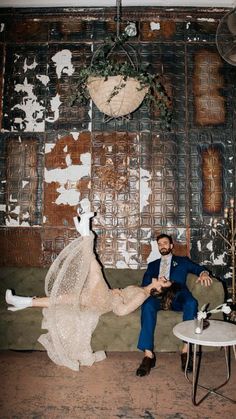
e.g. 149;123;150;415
136;353;156;377
181;352;193;373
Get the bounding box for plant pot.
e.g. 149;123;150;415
87;75;148;118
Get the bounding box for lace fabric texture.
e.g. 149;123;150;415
38;233;147;371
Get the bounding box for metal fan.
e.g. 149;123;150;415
216;8;236;66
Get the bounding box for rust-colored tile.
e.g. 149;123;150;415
0;227;42;266
202;145;223;214
193;50;225;126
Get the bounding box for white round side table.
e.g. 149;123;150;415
173;319;236;406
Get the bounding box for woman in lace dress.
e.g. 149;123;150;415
5;212;166;371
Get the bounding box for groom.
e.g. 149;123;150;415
136;233;212;376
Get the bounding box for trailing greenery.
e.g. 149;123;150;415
71;35;172;129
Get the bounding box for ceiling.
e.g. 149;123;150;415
0;0;235;9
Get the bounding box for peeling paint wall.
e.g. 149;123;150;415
0;6;235;291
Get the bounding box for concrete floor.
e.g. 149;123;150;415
0;350;235;419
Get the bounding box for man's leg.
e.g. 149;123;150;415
136;296;161;376
172;288;198;371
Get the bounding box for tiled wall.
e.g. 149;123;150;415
0;7;235;290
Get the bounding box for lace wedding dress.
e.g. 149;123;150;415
38;233;147;371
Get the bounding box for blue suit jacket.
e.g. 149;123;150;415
141;255;206;288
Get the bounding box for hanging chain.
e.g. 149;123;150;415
116;0;121;37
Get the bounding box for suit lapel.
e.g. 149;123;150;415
153;259;161;277
170;255;177;275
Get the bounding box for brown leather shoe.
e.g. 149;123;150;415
181;353;193;373
136;353;156;377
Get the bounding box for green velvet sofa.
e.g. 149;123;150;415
0;267;224;352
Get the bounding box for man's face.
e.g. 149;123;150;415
157;237;173;256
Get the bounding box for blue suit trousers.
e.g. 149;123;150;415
137;287;198;351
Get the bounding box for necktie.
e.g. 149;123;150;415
159;258;169;279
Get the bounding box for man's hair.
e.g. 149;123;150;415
156;233;173;245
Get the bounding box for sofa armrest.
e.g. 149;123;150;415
186;273;225;317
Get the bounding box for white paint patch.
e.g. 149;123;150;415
51;50;75;79
88;99;92;132
150;22;160;31
140;228;151;239
197;18;215;22
116;249;139;269
6;217;20;226
43;216;47;223
21;221;30;226
9;194;17;202
45;152;91;207
45;161;90;183
65;154;72;166
211;252;227;265
46;94;62;123
206;240;213;251
147;239;161;263
70;132;80;141
0;23;5;32
63;146;68;152
79;198;91;213
22;211;30;219
140;168;152;212
186;22;191;29
11;205;20;214
13;78;45;132
22;180;29;188
197;240;201;251
36;75;50;86
116;260;129;268
23;58;38;72
55;187;81;205
14;54;20;63
176;228;186;240
45;143;56;154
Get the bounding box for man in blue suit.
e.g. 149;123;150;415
136;233;212;377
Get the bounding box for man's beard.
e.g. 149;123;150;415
160;248;172;256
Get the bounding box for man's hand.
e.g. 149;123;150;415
196;271;212;287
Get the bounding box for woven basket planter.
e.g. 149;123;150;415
87;75;148;118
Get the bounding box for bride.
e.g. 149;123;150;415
5;211;165;371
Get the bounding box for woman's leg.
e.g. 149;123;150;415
32;297;49;308
5;289;49;311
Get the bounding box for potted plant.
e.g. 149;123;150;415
72;35;172;128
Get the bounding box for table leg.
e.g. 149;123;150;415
185;345;236;405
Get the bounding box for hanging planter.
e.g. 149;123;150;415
71;0;172;127
71;39;172;127
87;75;148;118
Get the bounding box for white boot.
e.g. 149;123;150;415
73;212;95;236
5;289;33;311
